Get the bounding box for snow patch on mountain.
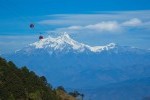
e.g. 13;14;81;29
89;43;116;52
29;34;87;52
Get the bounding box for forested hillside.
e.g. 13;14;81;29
0;57;76;100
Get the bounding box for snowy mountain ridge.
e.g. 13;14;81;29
17;33;130;54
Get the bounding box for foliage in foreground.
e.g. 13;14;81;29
0;57;76;100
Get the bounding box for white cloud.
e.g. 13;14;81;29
51;21;121;34
122;18;142;26
65;21;120;32
67;26;82;30
84;21;120;32
38;10;150;35
51;18;145;34
38;10;150;26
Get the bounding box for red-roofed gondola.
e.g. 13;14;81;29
30;23;34;28
39;35;44;40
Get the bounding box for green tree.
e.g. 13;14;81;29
0;57;76;100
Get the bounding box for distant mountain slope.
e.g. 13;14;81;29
82;77;150;100
0;57;75;100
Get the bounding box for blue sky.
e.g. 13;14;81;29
0;0;150;54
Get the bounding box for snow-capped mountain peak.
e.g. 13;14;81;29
15;34;118;54
29;33;87;52
27;34;118;53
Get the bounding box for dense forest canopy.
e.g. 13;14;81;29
0;57;80;100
